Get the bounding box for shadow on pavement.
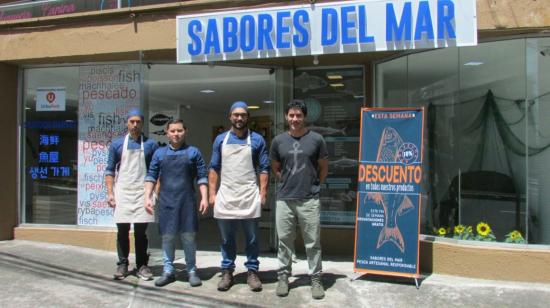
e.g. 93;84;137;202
291;273;347;290
0;252;263;307
354;272;426;287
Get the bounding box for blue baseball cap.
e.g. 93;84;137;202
127;107;144;120
230;101;248;113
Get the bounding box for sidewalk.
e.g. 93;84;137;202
0;240;549;308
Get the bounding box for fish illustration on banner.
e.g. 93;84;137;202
367;127;414;253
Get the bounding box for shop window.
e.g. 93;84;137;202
23;67;79;224
376;37;550;245
526;37;550;244
294;67;364;226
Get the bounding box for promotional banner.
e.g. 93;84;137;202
77;64;141;226
354;108;424;277
177;0;477;63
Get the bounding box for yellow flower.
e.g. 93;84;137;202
477;222;491;237
454;224;465;235
510;230;522;240
437;227;447;236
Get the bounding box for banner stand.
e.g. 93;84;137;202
353;107;425;286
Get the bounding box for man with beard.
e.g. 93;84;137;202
209;101;269;292
105;108;159;281
270;100;328;299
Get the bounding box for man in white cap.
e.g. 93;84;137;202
105;108;158;280
209;101;269;292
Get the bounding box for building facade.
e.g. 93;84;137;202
1;0;550;282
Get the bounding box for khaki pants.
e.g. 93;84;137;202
276;199;322;276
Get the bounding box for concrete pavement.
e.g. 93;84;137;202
0;240;549;308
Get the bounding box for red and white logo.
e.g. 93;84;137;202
46;92;56;104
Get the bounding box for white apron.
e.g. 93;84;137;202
214;131;261;219
114;134;155;223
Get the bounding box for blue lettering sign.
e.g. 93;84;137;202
240;15;256;52
293;10;309;48
177;0;476;63
49;135;60;145
414;1;434;40
39;152;49;163
40;135;49;146
258;14;274;50
49;151;60;164
204;19;221;54
341;6;356;45
386;2;412;41
29;166;49;179
223;17;238;53
438;0;456;39
187;20;202;56
276;11;291;49
51;166;60;177
358;5;374;43
61;166;70;177
321;8;338;46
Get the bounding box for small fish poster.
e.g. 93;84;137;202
354;107;424;278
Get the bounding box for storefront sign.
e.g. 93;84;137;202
77;64;141;227
177;0;476;63
36;87;66;111
28;134;71;180
354;108;424;278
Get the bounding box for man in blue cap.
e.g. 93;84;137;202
209;101;269;292
105;107;159;281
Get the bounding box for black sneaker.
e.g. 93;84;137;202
155;272;176;287
113;264;128;280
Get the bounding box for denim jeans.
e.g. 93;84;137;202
161;232;197;275
217;218;260;271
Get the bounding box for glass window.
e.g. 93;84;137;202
294;67;364;226
375;57;407;106
376;37;550;244
23;67;79;224
458;40;527;242
526;37;550;244
408;47;460;233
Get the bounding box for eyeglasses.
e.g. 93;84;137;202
231;113;249;118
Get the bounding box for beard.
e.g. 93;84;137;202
231;120;247;130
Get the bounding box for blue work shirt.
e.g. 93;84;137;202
145;144;208;185
105;134;159;177
210;129;269;174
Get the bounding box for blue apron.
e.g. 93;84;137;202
158;146;198;235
